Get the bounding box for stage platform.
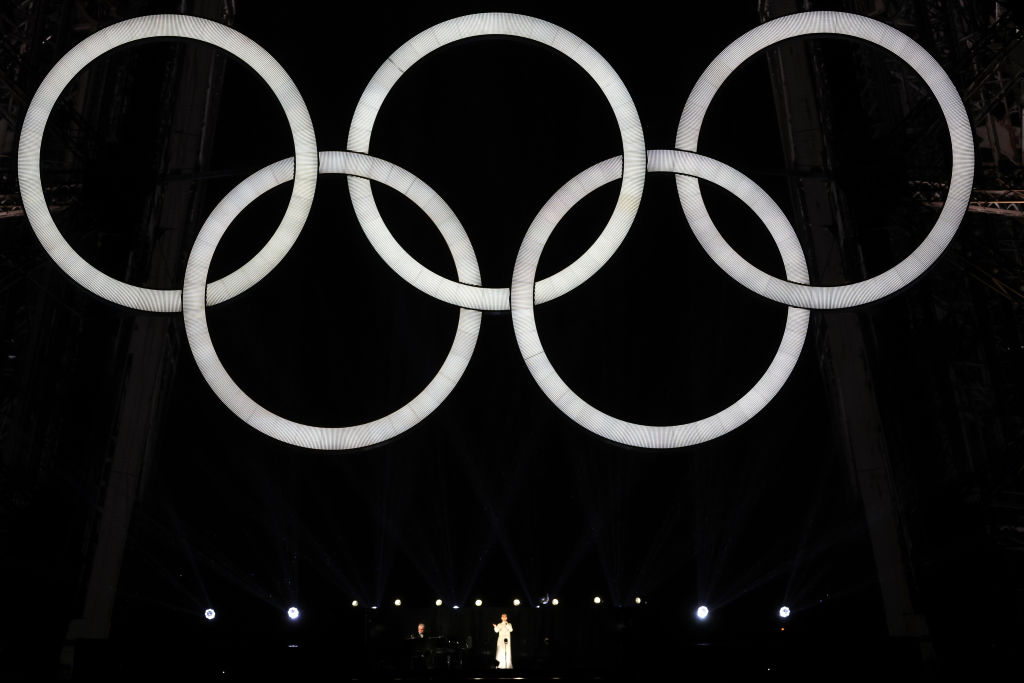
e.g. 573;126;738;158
67;636;945;680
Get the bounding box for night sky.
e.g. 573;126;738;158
12;0;997;672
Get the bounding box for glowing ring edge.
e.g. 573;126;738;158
347;12;646;312
17;14;318;313
675;10;973;310
182;151;481;450
511;149;810;449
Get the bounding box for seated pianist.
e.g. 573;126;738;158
405;623;462;669
407;623;432;669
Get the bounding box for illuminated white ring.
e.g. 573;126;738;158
347;13;645;311
511;149;810;448
17;14;318;313
676;11;973;309
183;151;481;450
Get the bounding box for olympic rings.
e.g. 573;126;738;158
18;11;973;449
676;11;973;309
17;15;318;313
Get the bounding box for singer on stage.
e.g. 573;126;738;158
493;613;513;669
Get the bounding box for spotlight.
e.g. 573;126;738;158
436;599;443;607
593;596;601;604
394;599;402;607
513;598;521;607
779;606;791;618
204;608;216;621
696;605;709;620
474;599;483;607
634;597;642;605
551;598;559;606
351;600;359;607
287;607;300;620
453;605;460;610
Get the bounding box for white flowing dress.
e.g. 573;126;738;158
494;621;513;669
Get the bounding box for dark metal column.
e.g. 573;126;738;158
760;0;928;640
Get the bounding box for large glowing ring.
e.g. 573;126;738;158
17;14;318;313
676;11;973;309
347;13;645;311
182;151;481;449
511;150;809;448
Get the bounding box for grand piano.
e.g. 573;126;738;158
404;634;469;670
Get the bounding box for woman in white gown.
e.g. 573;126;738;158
493;613;513;669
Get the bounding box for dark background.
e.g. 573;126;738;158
5;0;1020;677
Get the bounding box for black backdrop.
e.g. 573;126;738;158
11;0;1000;676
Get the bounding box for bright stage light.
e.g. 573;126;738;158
696;605;709;620
593;596;601;604
436;599;443;607
634;597;642;605
394;599;402;607
204;608;216;621
287;607;300;620
779;606;791;618
551;599;559;606
351;600;359;607
474;599;483;607
453;605;460;610
513;599;521;607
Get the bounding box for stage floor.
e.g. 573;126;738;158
64;636;962;681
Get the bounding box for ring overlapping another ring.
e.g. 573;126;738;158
346;12;646;311
511;149;810;449
182;152;481;450
20;10;973;451
676;11;973;310
17;14;318;313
